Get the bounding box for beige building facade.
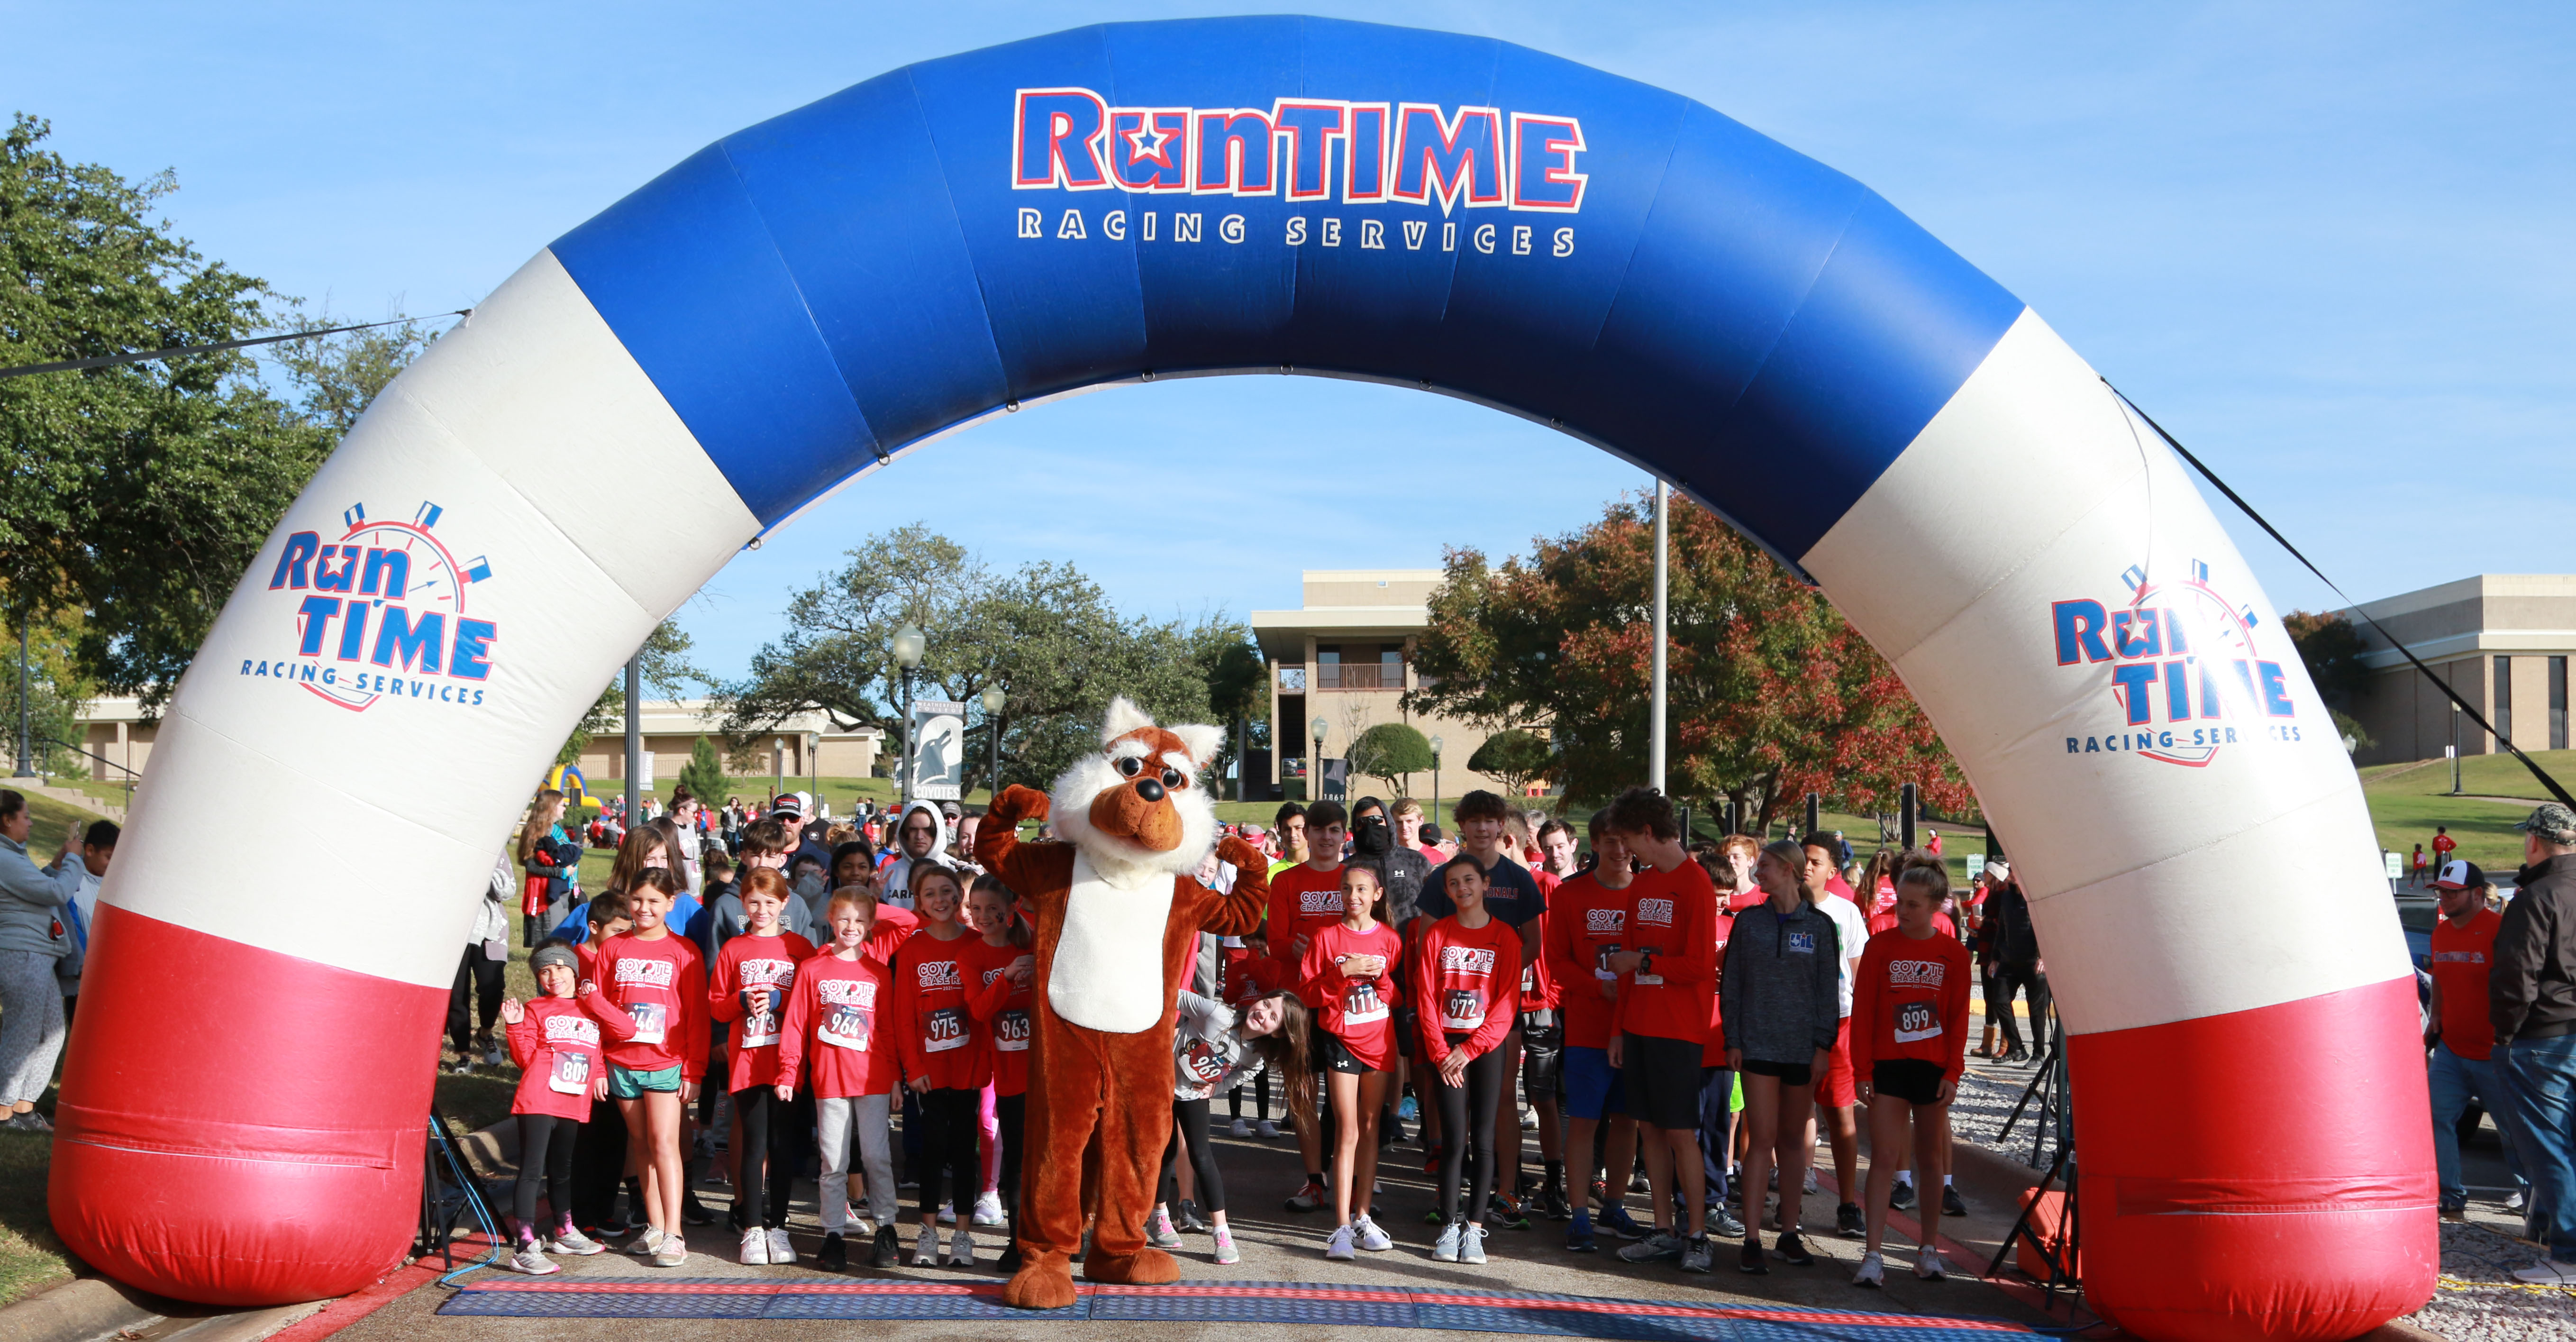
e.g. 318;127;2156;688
2341;574;2575;767
1250;569;1528;807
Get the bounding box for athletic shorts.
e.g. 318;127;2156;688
1872;1059;1948;1106
1740;1058;1815;1087
1315;1025;1373;1077
1619;1032;1704;1132
609;1063;683;1099
1393;1007;1418;1061
1520;1019;1563;1110
1816;1016;1856;1107
1562;1045;1626;1120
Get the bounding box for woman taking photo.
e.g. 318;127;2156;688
1717;839;1842;1274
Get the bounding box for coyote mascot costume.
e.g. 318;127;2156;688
975;697;1269;1309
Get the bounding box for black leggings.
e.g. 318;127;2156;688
447;948;503;1054
1229;1070;1271;1122
1158;1097;1225;1214
732;1084;810;1229
918;1087;981;1223
1436;1037;1507;1225
514;1113;579;1229
996;1094;1025;1214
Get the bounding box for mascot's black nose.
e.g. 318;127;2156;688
1135;778;1166;802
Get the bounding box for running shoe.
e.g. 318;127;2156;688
507;1243;560;1276
1836;1201;1866;1238
1424;1207;1447;1227
2003;1045;2031;1065
1256;1119;1282;1139
1853;1250;1884;1288
1774;1231;1814;1267
1433;1223;1462;1262
1487;1191;1530;1230
1532;1184;1573;1222
1803;1168;1820;1195
1325;1225;1356;1261
1631;1168;1653;1194
1889;1179;1917;1211
1710;1206;1747;1240
740;1226;770;1264
1353;1214;1393;1252
2512;1259;2576;1285
650;1235;688;1268
973;1190;1007;1227
1914;1249;1952;1281
626;1226;667;1258
1212;1227;1240;1265
1146;1209;1183;1249
1458;1223;1489;1265
948;1227;974;1267
767;1227;794;1264
1739;1235;1768;1274
683;1193;718;1226
912;1225;939;1266
1597;1205;1649;1241
1680;1234;1713;1274
1285;1180;1329;1212
872;1224;902;1268
1566;1211;1598;1253
1423;1154;1442;1177
1942;1186;1969;1218
938;1204;956;1225
1398;1095;1420;1122
1618;1229;1684;1263
1177;1200;1210;1233
2439;1202;2467;1223
818;1232;846;1271
548;1228;606;1256
1590;1178;1610;1208
2507;1191;2528;1212
1230;1117;1254;1138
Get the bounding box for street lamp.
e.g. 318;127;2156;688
981;683;1008;800
1311;716;1329;802
893;624;926;806
1429;734;1445;832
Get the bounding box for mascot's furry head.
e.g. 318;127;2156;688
1048;697;1223;881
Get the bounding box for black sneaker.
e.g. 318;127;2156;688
1176;1199;1210;1234
2003;1045;2031;1065
872;1224;902;1268
1739;1235;1769;1274
1836;1202;1865;1238
817;1232;847;1271
684;1193;719;1226
1533;1184;1574;1222
1889;1180;1917;1211
1942;1186;1969;1218
1774;1231;1814;1266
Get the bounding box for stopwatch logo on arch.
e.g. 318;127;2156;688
253;500;498;712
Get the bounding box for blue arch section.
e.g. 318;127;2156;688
550;16;2022;562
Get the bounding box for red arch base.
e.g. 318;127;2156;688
49;907;442;1305
2070;976;2437;1342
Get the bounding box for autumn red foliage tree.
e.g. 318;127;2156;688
1406;494;1975;834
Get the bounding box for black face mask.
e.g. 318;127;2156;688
1352;815;1392;856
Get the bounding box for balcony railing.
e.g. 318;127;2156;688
1316;662;1399;690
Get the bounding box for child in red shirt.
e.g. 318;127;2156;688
1270;801;1350;1212
1298;861;1402;1260
1412;860;1522;1264
497;940;635;1273
706;868;817;1264
777;886;901;1271
964;874;1035;1273
592;868;707;1265
890;864;988;1267
1849;865;1973;1287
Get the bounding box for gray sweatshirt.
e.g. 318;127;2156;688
0;833;78;959
1718;899;1844;1065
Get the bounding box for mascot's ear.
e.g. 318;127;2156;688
1100;696;1155;745
1170;722;1224;769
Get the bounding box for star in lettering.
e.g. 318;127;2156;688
1126;119;1176;171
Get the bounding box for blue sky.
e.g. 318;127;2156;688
7;2;2570;681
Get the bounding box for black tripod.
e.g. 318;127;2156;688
1986;1014;2079;1304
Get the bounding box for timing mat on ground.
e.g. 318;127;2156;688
439;1278;2039;1339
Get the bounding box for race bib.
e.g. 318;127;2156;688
1180;1040;1228;1086
1343;980;1389;1026
995;1009;1031;1053
1894;1000;1941;1044
924;1005;970;1053
819;1003;873;1051
1594;941;1622;981
548;1050;592;1096
1442;988;1486;1032
628;1000;668;1046
739;989;782;1049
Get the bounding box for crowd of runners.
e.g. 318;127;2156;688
458;776;2046;1290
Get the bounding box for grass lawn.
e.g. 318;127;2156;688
2359;748;2576;874
0;1086;69;1306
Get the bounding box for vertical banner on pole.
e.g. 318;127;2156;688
909;700;967;802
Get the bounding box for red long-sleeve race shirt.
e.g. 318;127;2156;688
1850;928;1974;1081
776;948;897;1099
594;931;709;1080
1269;863;1349;994
505;991;637;1120
1300;921;1403;1072
1610;861;1718;1046
1412;915;1521;1064
709;931;817;1092
1543;871;1634;1050
964;937;1035;1098
890;930;991;1092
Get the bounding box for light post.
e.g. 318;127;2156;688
1310;716;1329;803
893;624;926;807
1429;734;1445;831
981;684;1007;800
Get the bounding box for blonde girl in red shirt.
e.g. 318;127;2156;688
890;864;989;1267
963;874;1035;1273
1849;864;1973;1287
1298;861;1402;1260
707;868;816;1265
775;886;903;1272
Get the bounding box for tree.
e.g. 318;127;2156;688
1410;494;1974;833
0;607;94;776
1467;729;1552;798
1349;722;1434;795
559;619;707;767
678;734;727;805
2283;610;2372;714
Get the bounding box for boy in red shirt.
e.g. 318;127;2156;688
497;940;635;1273
1849;865;1972;1287
706;868;817;1265
777;886;902;1270
593;869;708;1267
1540;812;1648;1249
890;865;991;1267
1270;800;1350;1211
1600;788;1719;1274
1412;861;1522;1265
1299;861;1402;1260
2425;860;2527;1218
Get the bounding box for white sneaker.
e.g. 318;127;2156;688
548;1228;606;1256
938;1205;956;1225
627;1226;667;1257
650;1235;687;1268
767;1227;795;1264
1914;1250;1952;1281
1325;1224;1357;1261
948;1227;974;1267
508;1243;560;1275
1803;1168;1820;1194
1459;1223;1488;1265
1520;1106;1539;1131
972;1190;1006;1227
1256;1119;1282;1139
1371;1178;1383;1194
1353;1214;1393;1252
1230;1117;1254;1138
740;1227;770;1265
2512;1259;2576;1285
1854;1251;1884;1287
1432;1223;1462;1262
2506;1191;2529;1212
851;1207;876;1237
913;1225;939;1266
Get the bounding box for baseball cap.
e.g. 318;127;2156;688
2512;802;2576;846
2434;858;2487;891
771;792;807;817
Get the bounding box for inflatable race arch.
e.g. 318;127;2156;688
49;18;2430;1340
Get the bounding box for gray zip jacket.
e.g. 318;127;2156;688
1718;898;1844;1065
0;832;78;959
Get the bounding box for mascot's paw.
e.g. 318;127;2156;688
991;783;1053;828
1002;1257;1079;1310
1215;834;1264;870
1085;1245;1181;1286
